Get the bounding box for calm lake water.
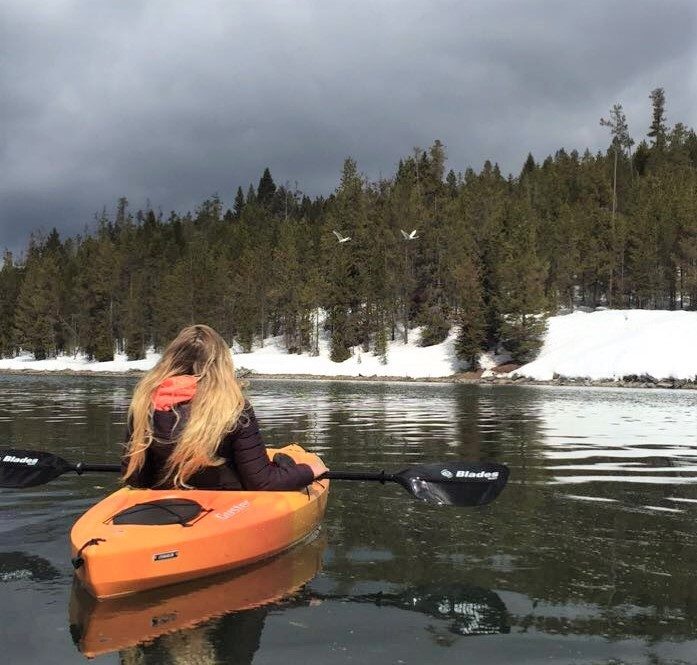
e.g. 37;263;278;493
1;375;697;664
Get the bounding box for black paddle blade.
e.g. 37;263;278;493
395;462;509;507
0;449;74;488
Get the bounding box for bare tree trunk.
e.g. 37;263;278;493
608;149;617;307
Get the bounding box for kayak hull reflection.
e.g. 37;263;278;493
69;532;326;658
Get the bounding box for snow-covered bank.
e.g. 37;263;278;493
0;328;463;379
511;309;697;382
0;310;695;384
0;351;160;374
233;330;460;378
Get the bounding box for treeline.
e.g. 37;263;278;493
1;88;696;367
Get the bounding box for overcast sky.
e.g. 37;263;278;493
1;0;695;253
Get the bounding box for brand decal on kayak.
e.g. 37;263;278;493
215;500;250;520
153;550;178;562
441;469;500;480
2;455;38;466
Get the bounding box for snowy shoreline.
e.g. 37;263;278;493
0;367;694;390
0;310;696;388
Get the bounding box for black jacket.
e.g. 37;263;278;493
122;403;314;490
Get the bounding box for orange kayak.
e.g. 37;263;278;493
69;531;326;658
69;444;329;599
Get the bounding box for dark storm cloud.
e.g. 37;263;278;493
1;0;695;252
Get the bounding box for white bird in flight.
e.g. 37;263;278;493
333;230;351;243
400;229;419;240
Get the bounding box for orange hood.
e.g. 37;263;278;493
152;375;198;411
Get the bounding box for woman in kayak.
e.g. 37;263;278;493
121;324;327;490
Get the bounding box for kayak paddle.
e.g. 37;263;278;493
319;464;508;506
0;450;121;488
0;449;508;507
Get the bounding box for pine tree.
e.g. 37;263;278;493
246;184;256;207
124;271;146;360
257;168;277;206
233;186;245;218
14;254;61;359
648;87;667;150
600;104;634;259
0;252;21;356
374;307;389;364
268;220;304;351
461;161;507;346
521;153;536;177
445;169;458;197
633;141;651;176
115;196;129;229
452;257;486;369
627;180;664;307
322;157;368;361
496;201;548;362
74;222;120;361
154;258;194;344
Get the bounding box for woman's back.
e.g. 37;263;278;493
121;326;324;490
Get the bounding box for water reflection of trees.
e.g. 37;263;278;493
314;384;697;644
115;584;509;664
323;491;697;641
119;609;266;665
512;609;697;641
0;375;133;465
310;583;510;638
0;551;60;583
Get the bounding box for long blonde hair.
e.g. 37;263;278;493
123;324;245;488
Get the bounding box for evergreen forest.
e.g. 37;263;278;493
2;89;696;368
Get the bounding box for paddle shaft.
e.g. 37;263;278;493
71;466;399;483
74;462;121;474
322;470;394;483
72;467;498;484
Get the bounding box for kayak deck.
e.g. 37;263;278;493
70;444;329;599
